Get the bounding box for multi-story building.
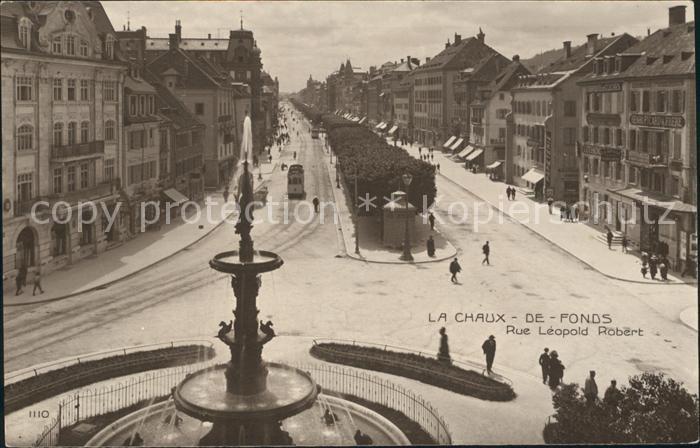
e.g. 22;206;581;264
576;6;695;272
508;32;638;202
146;29;237;188
326;59;367;114
2;1;126;286
411;29;507;148
393;72;414;142
467;56;530;176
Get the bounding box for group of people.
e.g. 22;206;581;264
583;370;623;407
448;242;491;282
640;251;671;280
505;186;517;201
436;328;498;375
538;347;566;390
14;265;44;296
322;408;374;445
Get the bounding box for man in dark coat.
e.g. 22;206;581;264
548;351;565;390
539;348;550;384
649;254;658;279
603;380;622;408
482;241;490;265
426;235;436;257
449;258;461;283
606;229;614;249
428;212;436;230
312;197;320;213
437;327;451;364
482;335;496;373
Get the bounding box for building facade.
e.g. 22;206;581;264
2;1;126;287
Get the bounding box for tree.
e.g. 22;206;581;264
544;372;699;444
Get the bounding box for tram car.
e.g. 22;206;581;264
287;164;305;198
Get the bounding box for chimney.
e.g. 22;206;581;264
454;33;461;44
400;58;404;63
445;38;451;49
563;41;572;58
426;56;431;63
175;20;181;40
669;5;686;26
168;33;179;51
207;33;211;39
512;54;520;62
586;33;598;55
477;27;485;42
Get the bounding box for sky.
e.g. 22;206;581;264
102;1;695;93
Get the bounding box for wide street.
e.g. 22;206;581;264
4;103;698;409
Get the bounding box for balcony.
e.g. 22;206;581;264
51;141;105;161
626;150;668;168
13;182;114;218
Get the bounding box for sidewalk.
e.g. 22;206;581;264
392;139;698;286
322;139;457;264
4;155;280;307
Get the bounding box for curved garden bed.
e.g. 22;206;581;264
4;344;215;413
311;342;515;402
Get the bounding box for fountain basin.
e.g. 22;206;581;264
173;363;318;422
210;250;283;274
86;395;410;446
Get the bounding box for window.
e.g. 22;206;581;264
656;90;667;113
641;90;650;112
629;129;637;151
80;162;90;188
592;158;599;175
105;36;114;59
139;95;145;115
67;79;76;101
53;168;63;194
563;128;576;145
53;123;63;146
18;18;30;49
104;120;115;141
66;35;76;55
104;159;115;181
583;126;589;142
583;157;590;173
67;166;76;192
615;162;622;181
67;122;77;145
592;126;599;144
602;128;610;145
195;103;204;115
630;91;638;112
53;78;63;101
129;96;137;115
149;128;154;145
79;40;89;57
670;176;680;197
80;121;90;143
16;76;33;101
80;79;89;101
673;131;682;160
564;100;576;117
603;161;610;177
615;128;622;146
671;90;685;113
629;166;637;185
148;95;154;115
52;36;62;54
17;124;33;151
17;173;33;201
104;81;116;101
129;130;146;149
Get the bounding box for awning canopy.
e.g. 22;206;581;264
352;117;360;122
521;168;545;184
379;92;386;97
450;138;464;151
466;148;483;161
379;122;388;130
457;145;474;158
387;125;398;135
610;188;697;213
358;117;367;124
443;136;457;148
375;122;385;129
486;161;503;170
162;188;189;206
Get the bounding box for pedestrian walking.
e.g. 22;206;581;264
548;351;565;390
15;265;26;296
511;188;516;200
32;269;44;296
565;205;572;222
574;206;580;222
449;258;461;283
436;163;440;172
539;348;550;384
426;235;436;257
223;186;230;203
481;335;496;373
649;254;658;279
437;327;451;364
430;154;434;161
546;197;554;213
659;258;669;281
621;234;628;253
584;370;598;405
482;241;490;265
559;205;566;221
312;197;320;213
603;380;621;408
293;151;297;160
418;147;422;156
506;186;512;201
428;212;435;231
606;228;614;249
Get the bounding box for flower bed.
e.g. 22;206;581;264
311;342;515;402
4;345;215;413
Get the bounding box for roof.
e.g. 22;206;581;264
146;38;228;51
582;22;695;81
125;76;157;94
147;46;227;90
455;52;511;84
487;60;531;93
413;36;505;73
143;68;203;130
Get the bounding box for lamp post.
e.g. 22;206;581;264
399;173;413;261
354;167;360;255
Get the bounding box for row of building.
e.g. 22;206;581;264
299;6;696;274
2;1;279;286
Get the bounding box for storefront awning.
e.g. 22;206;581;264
358;117;367;124
457;145;474;158
387;125;398;135
450;138;464;151
465;148;483;161
521;168;545;184
486;161;503;170
610;188;697;213
379;122;388;130
162;188;189;206
443;136;457;148
375;122;385;129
